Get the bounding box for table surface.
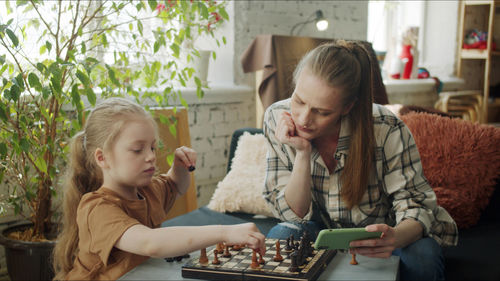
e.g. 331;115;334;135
120;251;400;281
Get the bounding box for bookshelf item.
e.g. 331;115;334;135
456;0;500;123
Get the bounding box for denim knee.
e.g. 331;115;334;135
266;221;322;241
393;237;445;281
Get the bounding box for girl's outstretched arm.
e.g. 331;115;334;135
167;146;196;196
115;222;266;258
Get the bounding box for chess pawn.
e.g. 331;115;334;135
273;241;284;262
223;244;232;258
199;248;208;265
350;253;358;265
284;237;293;251
289;251;299;272
250;250;260;269
212;249;221;265
232;244;242;251
258;252;265;265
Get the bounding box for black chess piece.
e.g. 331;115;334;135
289;251;299;272
285;237;292;251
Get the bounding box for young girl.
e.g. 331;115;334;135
53;98;265;280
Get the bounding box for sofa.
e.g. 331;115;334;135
163;114;500;281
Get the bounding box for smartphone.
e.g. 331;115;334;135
313;228;382;250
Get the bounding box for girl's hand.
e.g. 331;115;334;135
275;112;311;152
174;146;197;171
224;223;266;256
349;224;397;258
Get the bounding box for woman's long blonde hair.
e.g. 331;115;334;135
294;40;376;209
52;98;155;280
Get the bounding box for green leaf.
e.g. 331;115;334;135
137;20;143;36
0;65;7;76
45;41;52;53
166;153;174;167
34;156;48;174
9;84;20;101
5;29;18;47
199;3;209;19
0;103;7;121
28;72;41;89
42;86;51;99
153;41;160;53
86;87;96;106
197;87;204;99
194;76;201;87
76;70;90;86
0;55;5;65
170;43;180;58
147;0;157;11
50;76;62;95
106;65;120;86
36;62;46;74
81;42;86;53
0;143;7;158
219;8;229;20
71;84;81;105
19;138;29;152
39;44;47;55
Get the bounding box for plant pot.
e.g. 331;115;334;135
186;50;211;87
0;222;56;281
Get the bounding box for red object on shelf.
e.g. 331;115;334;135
400;44;413;79
463;41;496;50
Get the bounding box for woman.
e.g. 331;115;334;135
262;40;457;281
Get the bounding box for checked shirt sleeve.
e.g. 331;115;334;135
382;116;458;246
262;102;313;223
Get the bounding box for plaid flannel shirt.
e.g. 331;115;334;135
263;99;458;246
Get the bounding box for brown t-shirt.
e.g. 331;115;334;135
66;175;177;280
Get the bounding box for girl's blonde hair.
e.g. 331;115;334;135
52;97;156;279
294;40;376;209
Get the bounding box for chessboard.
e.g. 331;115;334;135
181;238;336;281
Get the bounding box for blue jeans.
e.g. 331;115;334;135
267;221;445;281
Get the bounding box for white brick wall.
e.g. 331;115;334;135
233;0;368;85
179;85;256;206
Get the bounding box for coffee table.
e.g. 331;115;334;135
120;251;400;280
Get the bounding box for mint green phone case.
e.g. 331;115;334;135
313;228;382;250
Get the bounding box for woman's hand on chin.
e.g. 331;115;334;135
276;112;311;152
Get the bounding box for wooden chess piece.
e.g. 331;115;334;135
258;252;265;265
250;250;260;269
289;251;299;272
199;248;208;265
212;249;221;265
285;237;292;251
273;240;284;262
223;244;232;257
232;244;241;251
350;253;358;265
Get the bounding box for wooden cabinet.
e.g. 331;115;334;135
457;0;500;123
153;107;198;220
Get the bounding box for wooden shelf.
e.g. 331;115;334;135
461;49;488;59
460;49;500;59
464;0;498;6
488;98;500;107
457;0;500;123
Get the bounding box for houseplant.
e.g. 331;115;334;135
0;0;227;279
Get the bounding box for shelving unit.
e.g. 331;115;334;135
456;0;500;123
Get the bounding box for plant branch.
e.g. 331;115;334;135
29;0;56;37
